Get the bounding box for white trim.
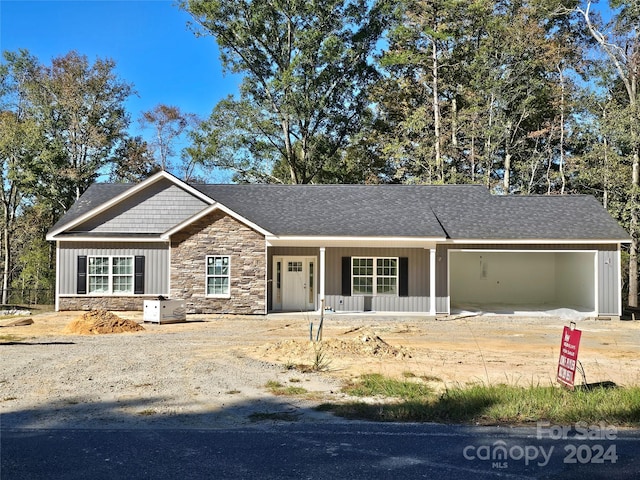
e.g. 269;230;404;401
86;255;135;295
55;241;60;312
446;238;628;245
46;171;214;240
266;236;443;248
351;256;399;297
162;203;272;239
272;255;317;311
617;248;623;317
51;236;168;243
205;255;231;299
594;251;599;315
319;247;326;312
429;248;436;316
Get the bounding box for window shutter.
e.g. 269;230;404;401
399;257;409;297
341;257;351;296
77;256;87;294
134;256;145;294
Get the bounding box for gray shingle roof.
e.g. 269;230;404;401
198;184;489;237
433;194;631;240
49;183;134;233
49;181;630;241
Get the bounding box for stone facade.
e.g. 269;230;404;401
58;296;158;311
170;210;266;314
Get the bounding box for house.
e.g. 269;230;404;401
47;171;631;318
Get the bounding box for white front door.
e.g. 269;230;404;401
273;257;316;311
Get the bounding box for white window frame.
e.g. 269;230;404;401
206;255;231;298
352;257;399;296
87;255;134;295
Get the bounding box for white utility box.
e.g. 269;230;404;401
143;299;186;324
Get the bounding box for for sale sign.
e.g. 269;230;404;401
557;324;582;388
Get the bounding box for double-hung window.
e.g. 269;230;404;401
88;256;133;294
352;257;398;296
206;256;230;297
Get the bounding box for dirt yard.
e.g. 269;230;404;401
1;310;639;429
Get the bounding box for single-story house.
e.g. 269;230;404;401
47;171;631;318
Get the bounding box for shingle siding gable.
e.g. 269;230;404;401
72;179;208;234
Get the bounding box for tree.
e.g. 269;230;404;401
109;136;159;182
577;0;640;306
139;104;199;174
28;51;133;212
181;0;389;184
0;50;41;304
1;50;133;303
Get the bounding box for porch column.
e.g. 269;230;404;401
319;247;326;312
429;248;436;316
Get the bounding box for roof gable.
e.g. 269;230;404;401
47;171;213;239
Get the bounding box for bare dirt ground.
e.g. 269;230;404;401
1;310;639;429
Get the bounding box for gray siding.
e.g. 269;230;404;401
436;243;620;316
324;247;430;296
58;242;169;295
73;178;208;234
598;250;620;315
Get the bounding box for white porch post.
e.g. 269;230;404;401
319;247;326;312
429;248;436;316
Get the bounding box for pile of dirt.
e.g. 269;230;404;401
65;310;145;335
260;329;411;360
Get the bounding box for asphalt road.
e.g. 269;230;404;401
2;422;639;479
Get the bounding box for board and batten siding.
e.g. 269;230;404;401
436;243;620;316
598;249;621;315
324;247;430;297
72;178;208;234
58;242;169;295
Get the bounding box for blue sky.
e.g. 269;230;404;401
1;0;239;136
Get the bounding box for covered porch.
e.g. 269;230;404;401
266;237;441;315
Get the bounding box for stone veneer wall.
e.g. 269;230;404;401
170;210;266;314
58;296;157;311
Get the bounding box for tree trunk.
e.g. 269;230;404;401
503;149;511;194
2;223;9;305
558;65;566;195
432;37;442;182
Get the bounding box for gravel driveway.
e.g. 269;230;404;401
2;311;639;430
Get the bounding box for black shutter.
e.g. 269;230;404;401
77;256;87;294
134;256;145;294
341;257;351;296
399;257;409;297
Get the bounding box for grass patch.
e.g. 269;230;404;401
0;334;22;343
248;412;300;422
226;389;241;395
318;375;640;427
265;380;308;396
137;409;156;416
344;373;433;400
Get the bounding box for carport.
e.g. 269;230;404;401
449;250;596;314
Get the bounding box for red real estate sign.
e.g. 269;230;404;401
557;325;582;388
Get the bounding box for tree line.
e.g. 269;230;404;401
1;0;638;306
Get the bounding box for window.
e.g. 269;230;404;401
352;257;398;296
87;256;133;294
207;256;230;297
288;261;302;272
